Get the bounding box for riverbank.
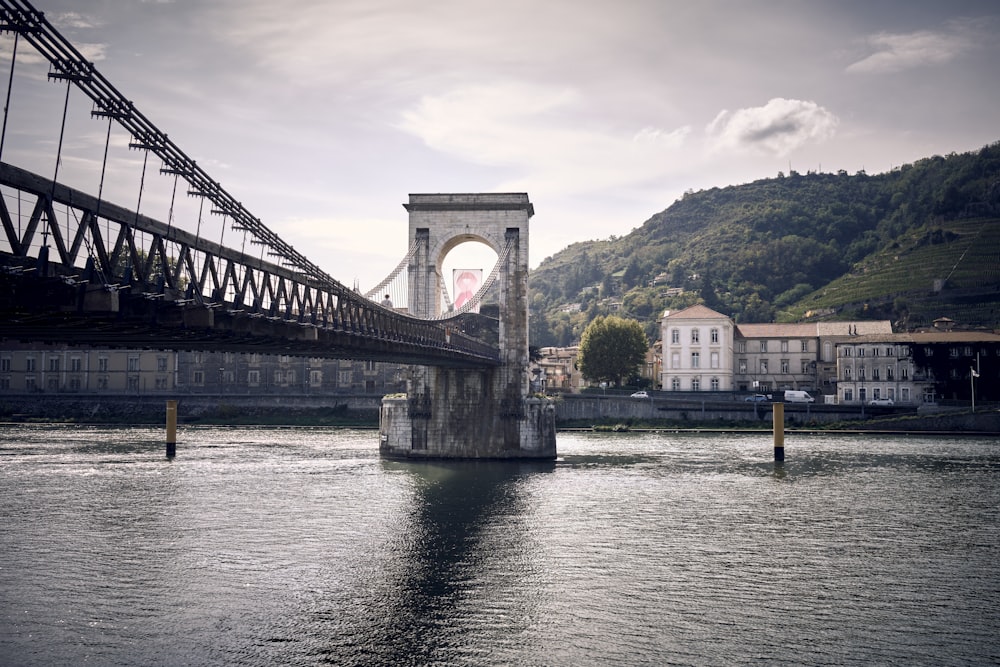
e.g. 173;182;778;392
2;393;998;433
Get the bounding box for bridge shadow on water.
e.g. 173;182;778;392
304;457;556;666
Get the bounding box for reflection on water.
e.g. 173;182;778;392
1;425;998;666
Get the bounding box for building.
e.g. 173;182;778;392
0;346;177;393
835;331;1000;405
660;305;735;392
532;346;583;393
0;343;405;396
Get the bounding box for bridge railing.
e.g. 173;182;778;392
0;162;500;364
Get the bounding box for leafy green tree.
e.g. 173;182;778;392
577;315;648;386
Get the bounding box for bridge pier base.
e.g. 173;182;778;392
379;367;556;460
380;368;556;460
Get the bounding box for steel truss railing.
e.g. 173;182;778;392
0;162;500;364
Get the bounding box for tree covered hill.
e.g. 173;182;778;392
528;142;1000;347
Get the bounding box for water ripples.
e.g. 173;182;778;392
1;425;998;665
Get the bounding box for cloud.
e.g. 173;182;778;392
397;81;691;197
706;98;838;156
847;20;982;74
52;12;102;30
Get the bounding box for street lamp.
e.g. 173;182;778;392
971;365;979;413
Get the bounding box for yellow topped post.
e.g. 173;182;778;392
773;402;785;461
166;400;178;458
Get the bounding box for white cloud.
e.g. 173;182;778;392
706;98;838;156
397;81;691;197
847;21;979;74
52;12;102;30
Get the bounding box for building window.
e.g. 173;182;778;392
858;365;866;380
873;347;880;357
157;357;168;372
25;377;36;391
25;357;35;372
691;377;700;391
760;341;768;353
69;377;81;391
98;357;108;372
886;347;895;357
127;376;139;392
859;348;865;357
710;328;719;344
710;351;719;369
902;388;910;401
873;367;880;380
193;371;204;385
671;377;680;391
127;357;140;372
248;370;260;386
671;352;680;369
760;360;768;374
0;377;9;390
274;370;284;384
859;387;867;402
1;358;10;372
338;370;352;386
737;341;746;353
710;377;719;391
97;376;108;390
738;359;747;374
691;329;700;343
801;340;809;352
310;370;322;386
873;388;881;399
801;360;810;374
780;359;789;374
843;388;853;402
781;340;788;353
70;358;82;372
886;366;894;380
845;366;852;379
49;357;60;372
671;329;679;344
901;365;909;380
691;352;700;368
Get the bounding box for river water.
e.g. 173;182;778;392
1;424;998;666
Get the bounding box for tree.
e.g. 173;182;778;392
577;315;648;386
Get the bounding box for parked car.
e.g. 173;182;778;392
630;390;649;398
744;394;769;402
869;398;894;406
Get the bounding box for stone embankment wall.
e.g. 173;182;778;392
553;394;851;424
0;393;381;423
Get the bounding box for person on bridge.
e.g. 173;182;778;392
381;294;393;308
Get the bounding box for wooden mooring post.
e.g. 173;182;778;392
773;402;785;462
166;400;178;458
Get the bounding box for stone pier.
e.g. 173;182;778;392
379;193;556;459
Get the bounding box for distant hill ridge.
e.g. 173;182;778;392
528;141;1000;347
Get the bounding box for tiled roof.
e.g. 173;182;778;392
735;323;817;338
662;304;729;320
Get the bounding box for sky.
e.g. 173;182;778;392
1;0;998;292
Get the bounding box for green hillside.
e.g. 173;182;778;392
528;142;1000;347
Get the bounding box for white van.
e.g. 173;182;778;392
784;390;814;403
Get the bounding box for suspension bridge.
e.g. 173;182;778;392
0;0;556;458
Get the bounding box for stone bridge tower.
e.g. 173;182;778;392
379;193;556;459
